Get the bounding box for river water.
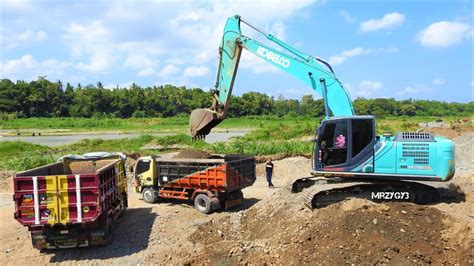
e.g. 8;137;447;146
0;131;248;146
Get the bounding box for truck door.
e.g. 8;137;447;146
135;159;154;187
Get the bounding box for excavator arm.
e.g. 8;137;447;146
190;15;355;138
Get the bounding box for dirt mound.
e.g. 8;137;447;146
179;189;471;265
256;156;312;179
0;170;15;193
173;149;213;159
419;120;473;139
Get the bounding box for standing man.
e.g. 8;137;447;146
265;159;274;188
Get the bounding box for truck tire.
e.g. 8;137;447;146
142;187;158;204
194;194;212;214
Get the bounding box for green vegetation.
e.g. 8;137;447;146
0;135;155;171
1;78;473;120
1;76;472;171
1;115;471;171
0;141;54;171
0;116;190;132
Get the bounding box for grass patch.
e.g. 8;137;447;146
0;141;55;171
0;136;155;171
1;115;468;171
0;141;49;158
2;154;56;171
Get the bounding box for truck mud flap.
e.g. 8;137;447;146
224;190;244;209
224;198;242;209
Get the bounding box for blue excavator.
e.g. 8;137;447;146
189;15;455;208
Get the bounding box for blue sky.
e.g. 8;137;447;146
1;0;472;102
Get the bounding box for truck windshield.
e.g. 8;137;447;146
136;160;150;175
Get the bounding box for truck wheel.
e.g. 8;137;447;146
142;187;158;204
194;194;212;214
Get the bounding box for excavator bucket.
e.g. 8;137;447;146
189;108;223;139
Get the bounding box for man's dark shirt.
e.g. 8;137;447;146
266;162;274;174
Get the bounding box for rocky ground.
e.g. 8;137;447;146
0;132;472;265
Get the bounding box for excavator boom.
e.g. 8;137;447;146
190;15;355;138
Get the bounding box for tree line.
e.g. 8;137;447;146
0;77;472;118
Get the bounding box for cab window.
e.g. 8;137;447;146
136;160;150;175
351;119;373;157
319;121;348;166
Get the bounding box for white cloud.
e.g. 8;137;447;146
240;49;279;73
123;54;157;76
161;0;316;74
417;21;471;48
347;80;383;98
104;81;135;90
2;0;32;10
360;80;383;90
76;54;111;73
124;55;156;69
328;46;399;65
2;1;317;83
339;10;356;23
343;80;386;98
1;55;71;81
360;12;405;32
396;85;432;96
158;64;180;77
270;21;286;40
36;30;48;41
2;29;48;49
183;66;210;77
63;20;116;73
328;47;370;65
137;68;155;77
432;78;445;86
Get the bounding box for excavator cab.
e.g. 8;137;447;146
314;116;376;173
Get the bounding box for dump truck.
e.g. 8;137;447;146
13;152;128;250
133;154;255;214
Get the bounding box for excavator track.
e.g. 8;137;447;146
301;179;440;209
303;181;371;209
287;176;312;192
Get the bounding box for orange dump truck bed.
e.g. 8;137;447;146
155;154;255;191
135;154;256;213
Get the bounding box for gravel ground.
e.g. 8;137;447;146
0;132;472;265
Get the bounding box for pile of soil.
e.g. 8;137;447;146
173;150;213;159
181;191;471;265
256;156;311;179
0;170;15;193
163;132;474;265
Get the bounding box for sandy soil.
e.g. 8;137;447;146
0;132;472;265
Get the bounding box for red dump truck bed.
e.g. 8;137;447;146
13;154;127;249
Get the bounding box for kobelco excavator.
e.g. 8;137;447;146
189;15;455;208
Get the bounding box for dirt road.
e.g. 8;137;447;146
0;133;472;265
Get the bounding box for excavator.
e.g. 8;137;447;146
189;15;455;209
